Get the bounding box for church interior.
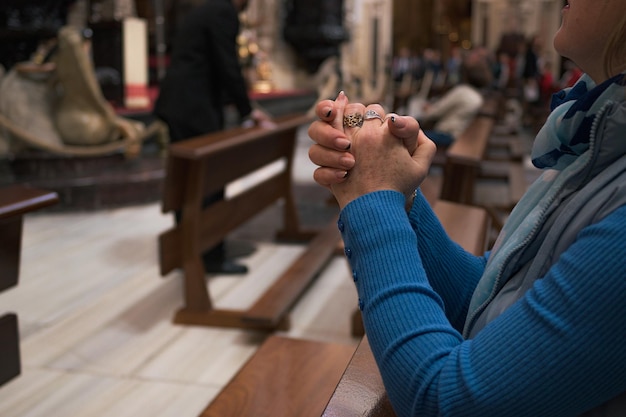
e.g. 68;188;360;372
1;0;571;416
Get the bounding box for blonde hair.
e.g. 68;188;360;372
603;14;626;79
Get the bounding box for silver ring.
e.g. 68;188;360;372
364;109;385;123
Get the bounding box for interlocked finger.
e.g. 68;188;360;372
342;103;366;131
343;112;364;128
363;105;388;125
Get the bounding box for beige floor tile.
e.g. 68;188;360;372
0;368;216;417
136;327;264;386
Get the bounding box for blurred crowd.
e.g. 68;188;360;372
390;33;583;133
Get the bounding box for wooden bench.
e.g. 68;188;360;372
485;134;525;162
199;335;356;417
435;94;535;239
322;335;396;416
0;184;58;385
158;113;343;331
439;113;497;205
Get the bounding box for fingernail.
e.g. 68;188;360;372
339;171;349;179
340;156;355;169
336;138;351;150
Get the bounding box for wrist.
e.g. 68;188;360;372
405;189;417;213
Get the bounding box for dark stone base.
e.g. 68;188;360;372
4;142;165;211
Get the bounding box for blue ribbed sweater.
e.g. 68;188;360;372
339;189;626;417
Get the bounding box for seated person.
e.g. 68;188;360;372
418;52;493;147
305;2;626;410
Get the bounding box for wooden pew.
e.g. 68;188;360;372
322;336;396;417
158;113;343;331
439;113;497;205
0;184;58;385
199;335;355;417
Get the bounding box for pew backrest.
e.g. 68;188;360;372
159;113;313;277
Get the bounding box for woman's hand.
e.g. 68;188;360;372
307;93;355;188
308;93;436;208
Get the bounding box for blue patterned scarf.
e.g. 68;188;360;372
531;73;626;169
463;72;626;338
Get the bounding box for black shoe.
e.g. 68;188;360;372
203;259;248;275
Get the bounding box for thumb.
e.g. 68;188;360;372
412;129;437;168
330;91;349;132
386;114;419;155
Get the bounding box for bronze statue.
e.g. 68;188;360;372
0;26;166;159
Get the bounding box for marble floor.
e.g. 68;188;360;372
0;126;360;417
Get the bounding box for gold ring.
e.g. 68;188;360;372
364;109;385;123
343;113;364;128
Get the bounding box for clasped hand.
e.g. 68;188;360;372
307;92;436;209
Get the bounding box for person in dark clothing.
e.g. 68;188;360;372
155;0;273;274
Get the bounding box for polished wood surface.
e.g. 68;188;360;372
322;336;396;417
432;200;491;256
200;335;355;417
0;184;59;219
440;115;496;204
440;97;498;205
242;218;340;328
446;116;496;165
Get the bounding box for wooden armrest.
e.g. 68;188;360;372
168;114;313;160
201;336;355;417
0;184;59;218
322;335;396;417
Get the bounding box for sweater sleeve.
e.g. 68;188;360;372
408;189;487;330
340;191;626;417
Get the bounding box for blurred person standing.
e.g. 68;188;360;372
155;0;273;274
